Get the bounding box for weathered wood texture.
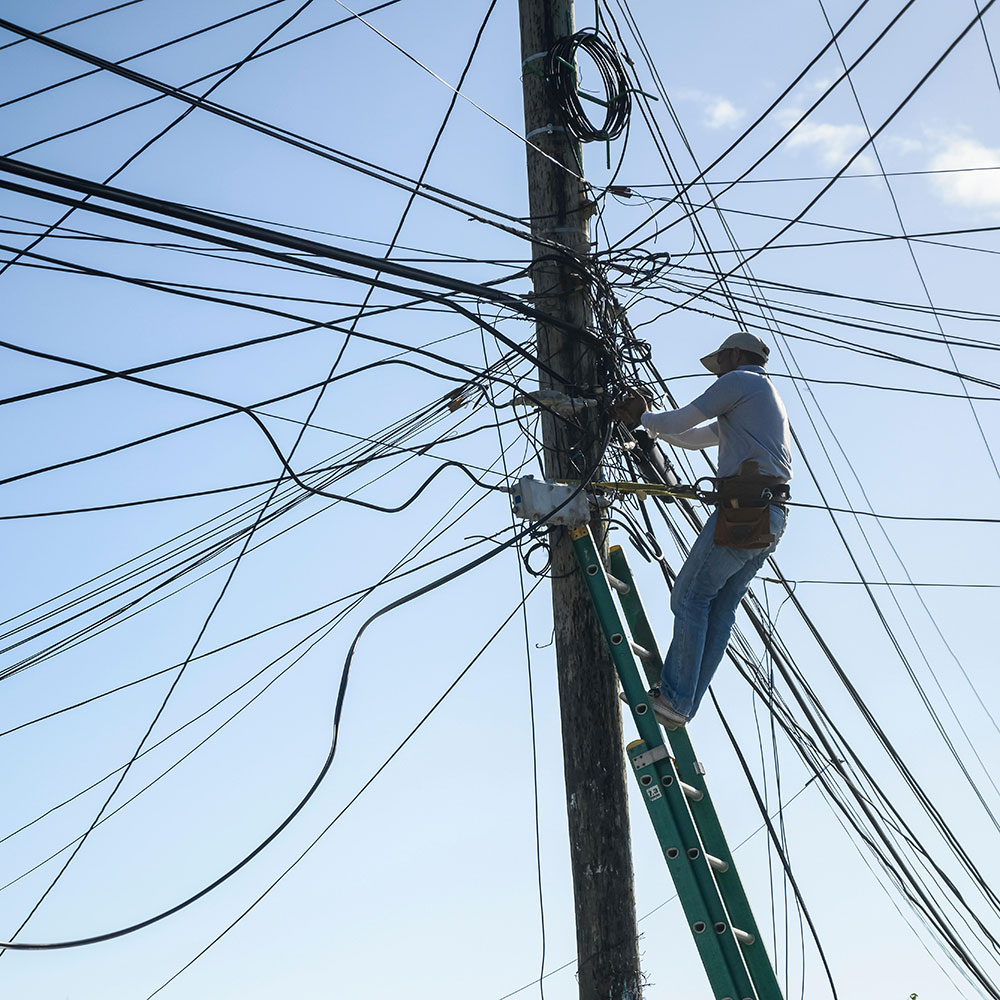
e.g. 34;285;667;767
516;3;641;997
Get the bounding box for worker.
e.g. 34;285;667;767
612;331;792;728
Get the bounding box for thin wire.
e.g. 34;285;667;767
814;0;1000;483
0;0;148;52
0;427;611;950
1;445;524;886
0;0;333;949
0;0;327;282
327;0;583;181
0;1;290;112
481;324;547;999
145;580;545;998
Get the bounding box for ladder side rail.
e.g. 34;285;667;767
609;545;663;690
609;545;784;1000
572;528;758;1000
626;738;759;999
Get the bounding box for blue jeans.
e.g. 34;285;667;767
660;506;786;718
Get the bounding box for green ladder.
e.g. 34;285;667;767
570;525;783;1000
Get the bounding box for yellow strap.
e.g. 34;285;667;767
553;478;699;499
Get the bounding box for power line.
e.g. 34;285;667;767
0;0;148;52
146;578;546;997
0;1;289;112
0;155;600;374
0;426;609;951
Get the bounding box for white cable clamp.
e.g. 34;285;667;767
526;123;567;140
521;50;548;67
511;389;597;417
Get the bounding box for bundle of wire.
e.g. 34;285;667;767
545;29;631;142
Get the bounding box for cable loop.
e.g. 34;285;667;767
545;30;631;143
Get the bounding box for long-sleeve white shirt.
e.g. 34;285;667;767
639;365;792;480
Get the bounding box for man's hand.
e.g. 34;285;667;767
610;391;650;428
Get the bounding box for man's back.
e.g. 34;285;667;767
689;365;792;479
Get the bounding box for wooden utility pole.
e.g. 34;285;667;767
516;4;641;998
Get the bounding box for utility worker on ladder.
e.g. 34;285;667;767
612;331;792;729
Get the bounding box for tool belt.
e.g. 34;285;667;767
704;461;789;550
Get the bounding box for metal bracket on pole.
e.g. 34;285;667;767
630;744;669;770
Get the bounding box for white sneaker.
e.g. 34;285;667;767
619;689;688;730
650;691;688;731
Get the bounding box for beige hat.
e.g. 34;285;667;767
700;330;770;374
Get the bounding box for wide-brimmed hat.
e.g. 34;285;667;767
700;331;770;374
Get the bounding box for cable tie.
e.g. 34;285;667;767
526;123;567;140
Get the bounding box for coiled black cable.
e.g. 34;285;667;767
545;30;630;142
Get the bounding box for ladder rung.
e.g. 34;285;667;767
629;639;655;662
575;528;780;999
680;780;703;802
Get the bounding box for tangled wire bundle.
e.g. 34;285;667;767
546;30;631;142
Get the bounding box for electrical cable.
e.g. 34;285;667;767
0;3;561;247
0;334;515;511
813;0;1000;482
642;272;1000;353
0;0;148;53
0;1;290;112
319;0;502;431
0;0;328;288
622;163;1000;188
0;441;525;878
0;156;603;373
145;577;545;997
0;0;334;932
601;0;903;253
636;0;1000;308
712;691;840;998
0;403;506;680
480;326;548;998
327;0;583;180
545;30;630;142
0;426;611;950
0;383;503;687
670;261;1000;326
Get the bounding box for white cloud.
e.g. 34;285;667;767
886;135;924;156
928;135;1000;210
782;116;870;167
676;89;746;130
704;97;744;129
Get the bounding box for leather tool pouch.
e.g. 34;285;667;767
714;502;774;549
712;460;783;549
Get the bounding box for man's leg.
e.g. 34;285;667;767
661;512;763;717
690;507;787;715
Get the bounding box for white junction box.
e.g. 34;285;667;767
510;475;590;527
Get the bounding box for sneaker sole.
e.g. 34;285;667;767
619;691;686;730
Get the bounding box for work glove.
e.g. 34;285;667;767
609;391;650;428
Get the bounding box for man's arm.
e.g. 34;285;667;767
653;422;720;449
639;401;712;438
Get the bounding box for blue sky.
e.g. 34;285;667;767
1;1;1000;997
